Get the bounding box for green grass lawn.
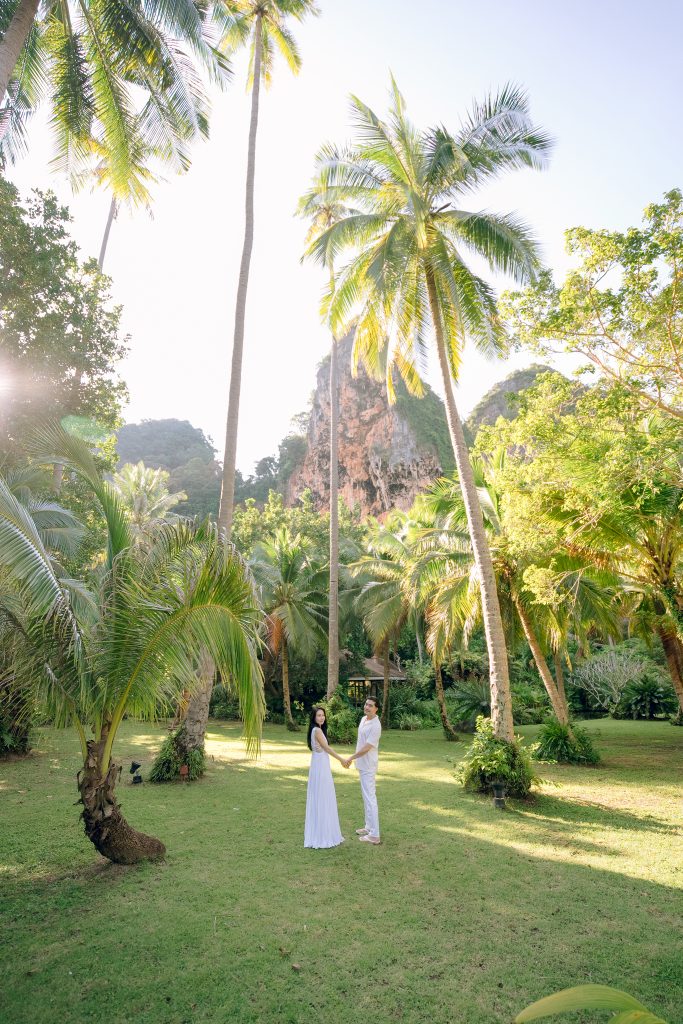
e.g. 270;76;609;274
1;719;682;1024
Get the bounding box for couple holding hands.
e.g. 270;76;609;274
304;697;381;848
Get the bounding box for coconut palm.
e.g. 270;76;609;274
0;424;264;863
111;461;186;546
298;148;357;699
214;0;319;540
0;0;221;180
306;78;552;741
74;131;161;272
417;454;620;727
250;527;327;730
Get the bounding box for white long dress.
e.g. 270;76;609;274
304;728;345;849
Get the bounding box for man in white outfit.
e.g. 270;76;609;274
343;696;382;845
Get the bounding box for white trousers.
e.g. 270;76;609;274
359;770;380;838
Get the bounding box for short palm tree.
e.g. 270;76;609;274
298;148;356;699
0;465;84;754
215;0;319;539
111;461;186;546
250;528;327;730
0;425;264;863
418;455;620;727
1;0;221;176
306;78;552;741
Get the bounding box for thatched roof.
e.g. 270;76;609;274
347;657;406;682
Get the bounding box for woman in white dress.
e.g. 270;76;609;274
304;707;345;849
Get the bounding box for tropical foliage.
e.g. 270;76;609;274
0;424;264;862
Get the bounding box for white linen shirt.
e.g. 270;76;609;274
355;715;382;773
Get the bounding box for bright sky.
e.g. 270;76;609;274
7;0;683;473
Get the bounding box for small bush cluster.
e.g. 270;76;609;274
149;729;206;782
209;684;241;721
616;676;678;720
456;715;538;798
387;685;440;730
319;694;362;745
533;719;601;765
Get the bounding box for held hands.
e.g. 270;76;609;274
341;757;352;769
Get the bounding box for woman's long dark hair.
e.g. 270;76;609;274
307;706;327;750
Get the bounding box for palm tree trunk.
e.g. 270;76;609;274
326;329;340;699
513;596;570;725
165;649;214;776
425;269;514;742
98;196;117;271
434;663;458;740
414;611;424;664
78;732;165;864
217;16;263;541
380;640;390;727
282;636;298;731
553;649;567;706
0;0;40;103
658;625;683;714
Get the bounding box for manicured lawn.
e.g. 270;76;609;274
1;719;682;1024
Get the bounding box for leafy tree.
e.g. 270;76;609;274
0;178;127;462
215;0;319;539
307;78;552;741
478;375;683;714
250;527;327;730
502;189;683;421
0;424;264;862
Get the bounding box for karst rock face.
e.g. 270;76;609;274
286;333;445;517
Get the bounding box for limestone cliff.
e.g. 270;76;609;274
286;333;451;518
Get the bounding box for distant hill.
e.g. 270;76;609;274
116;419;221;519
464;364;558;444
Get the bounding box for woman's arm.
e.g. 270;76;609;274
313;728;345;763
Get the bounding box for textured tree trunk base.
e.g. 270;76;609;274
78;756;165;865
435;666;459;741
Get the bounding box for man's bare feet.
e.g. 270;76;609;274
355;827;370;835
358;834;381;845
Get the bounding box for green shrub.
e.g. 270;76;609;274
511;683;550;725
320;694;362;745
533;719;601;765
448;677;491;730
209;683;241;720
456;716;538;798
149;730;206;782
402;660;435;698
397;712;423;731
616;675;678;720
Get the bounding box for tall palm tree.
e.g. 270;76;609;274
74;131;161;272
214;0;319;540
1;0;221;175
0;424;264;863
298;148;355;699
306;78;552;741
250;527;327;730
